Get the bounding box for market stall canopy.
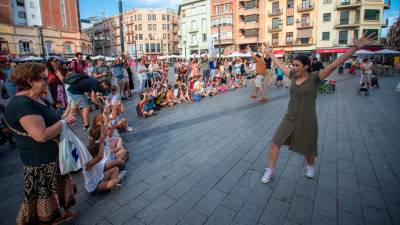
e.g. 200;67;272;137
375;49;400;54
13;56;43;62
46;55;66;62
354;49;374;55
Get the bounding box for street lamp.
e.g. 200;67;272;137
33;25;45;58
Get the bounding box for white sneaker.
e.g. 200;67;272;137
261;168;273;183
305;165;316;178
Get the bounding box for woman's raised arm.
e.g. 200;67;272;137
319;33;375;80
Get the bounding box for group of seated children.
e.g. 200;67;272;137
135;64;254;119
83;96;130;194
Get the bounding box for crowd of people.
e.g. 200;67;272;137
0;32;384;224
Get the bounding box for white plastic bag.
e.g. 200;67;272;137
59;120;92;175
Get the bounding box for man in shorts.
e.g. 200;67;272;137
250;49;268;103
65;73;111;131
264;55;272;85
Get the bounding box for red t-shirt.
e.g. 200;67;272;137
47;71;60;85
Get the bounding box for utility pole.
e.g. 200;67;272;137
218;24;221;57
118;0;125;54
184;40;186;59
34;26;46;58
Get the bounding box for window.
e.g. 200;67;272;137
162;24;166;30
18;11;26;18
156;43;161;53
354;30;359;39
31;14;35;19
138;34;143;40
167;15;170;21
323;13;331;22
245;14;258;22
162;15;166;21
145;43;150;52
153;14;157;20
287;16;293;25
64;43;73;54
153;24;156;30
138;14;142;21
203;34;207;42
16;0;24;7
135;24;137;30
138;24;142;30
302;0;311;8
134;15;137;21
272;34;279;46
286;32;293;44
163;33;167;39
272;18;281;28
60;0;67;27
364;9;380;21
202;19;206;33
148;24;152;30
245;0;257;10
150;43;156;53
301;14;310;25
30;1;35;8
272;2;280;12
244;29;258;37
191;20;196;28
299;38;310;44
340;11;349;25
339;31;348;44
287;0;294;8
323;0;332;3
167;24;170;30
224;4;229;12
322;32;330;40
148;14;151;21
19;41;31;53
362;29;378;40
216;6;221;14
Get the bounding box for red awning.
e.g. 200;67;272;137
273;49;285;54
316;48;349;54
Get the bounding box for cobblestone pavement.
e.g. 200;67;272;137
1;72;400;225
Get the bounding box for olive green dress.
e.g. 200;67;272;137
272;70;320;156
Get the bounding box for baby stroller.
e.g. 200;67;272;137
370;74;379;88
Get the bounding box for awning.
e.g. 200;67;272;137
273;49;285;54
316;48;350;54
297;28;312;38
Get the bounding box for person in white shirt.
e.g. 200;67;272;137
137;59;148;92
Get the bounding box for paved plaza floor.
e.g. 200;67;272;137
1;72;400;225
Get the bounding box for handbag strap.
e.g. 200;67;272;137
3;118;29;137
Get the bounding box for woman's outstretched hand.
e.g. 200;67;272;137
263;42;273;56
353;32;376;50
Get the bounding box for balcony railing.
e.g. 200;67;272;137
297;1;315;12
335;20;360;28
268;8;282;16
189;27;198;33
268;25;282;32
295;38;313;45
297;21;314;29
336;0;361;9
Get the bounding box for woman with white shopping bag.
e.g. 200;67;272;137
4;62;78;225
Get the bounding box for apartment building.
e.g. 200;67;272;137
210;0;235;55
316;0;389;62
0;0;91;58
387;16;400;51
234;0;266;51
178;0;211;57
264;0;317;59
88;8;179;57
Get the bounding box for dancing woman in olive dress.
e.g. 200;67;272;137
261;33;376;183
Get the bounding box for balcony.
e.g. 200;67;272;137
297;1;315;12
189;27;198;33
295;38;313;46
189;40;198;47
268;25;282;32
336;0;361;10
213;38;234;45
297;21;314;29
382;18;389;28
335;20;360;28
268;8;282;16
384;0;390;9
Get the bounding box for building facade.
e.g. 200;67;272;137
178;0;211;57
234;0;266;51
316;0;389;62
87;8;179;57
387;16;400;51
210;0;235;55
264;0;317;59
0;0;91;59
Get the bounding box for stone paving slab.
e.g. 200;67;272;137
1;72;400;225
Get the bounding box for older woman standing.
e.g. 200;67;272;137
4;62;77;224
261;33;375;183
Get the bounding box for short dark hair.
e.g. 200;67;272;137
87;142;100;157
312;57;318;60
75;52;83;57
294;55;312;73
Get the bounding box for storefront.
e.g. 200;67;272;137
316;47;384;63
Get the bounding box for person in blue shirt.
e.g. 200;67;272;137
112;57;125;100
2;62;17;98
